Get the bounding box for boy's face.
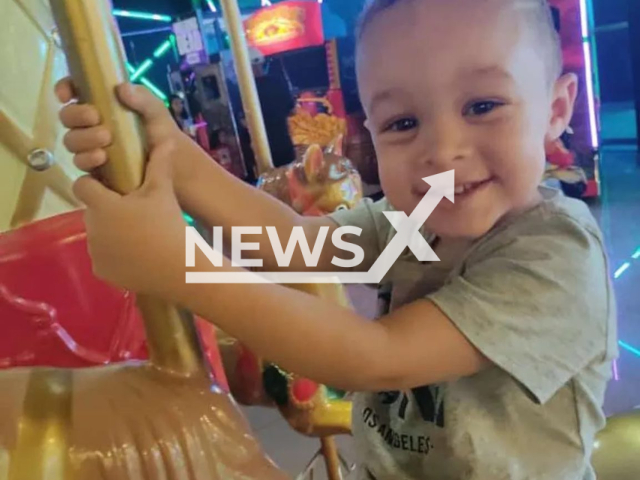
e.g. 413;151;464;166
358;0;577;238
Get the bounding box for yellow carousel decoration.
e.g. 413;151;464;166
0;0;287;479
217;1;357;478
592;408;640;480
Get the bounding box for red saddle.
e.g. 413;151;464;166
0;210;227;388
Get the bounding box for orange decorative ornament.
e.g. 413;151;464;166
257;136;363;216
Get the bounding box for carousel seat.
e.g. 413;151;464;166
0;209;227;384
0;210;145;368
0;213;287;479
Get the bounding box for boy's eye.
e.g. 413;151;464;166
384;117;418;133
465;100;503;117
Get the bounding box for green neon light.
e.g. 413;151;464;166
183;213;195;225
128;36;174;82
153;40;172;58
126;63;168;103
619;341;640;358
140;78;168;103
614;262;631;279
130;59;154;81
113;9;172;23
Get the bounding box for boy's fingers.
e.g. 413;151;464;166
73;175;120;208
74;150;108;172
117;83;175;129
54;77;77;104
59;104;102;129
64;126;112;153
143;142;175;191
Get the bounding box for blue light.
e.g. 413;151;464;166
633;247;640;260
153;40;173;58
130;59;154;82
619;341;640;358
614;262;631;279
125;63;168;104
113;9;172;23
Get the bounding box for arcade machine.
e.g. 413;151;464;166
240;0;381;197
168;14;248;179
242;1;346;148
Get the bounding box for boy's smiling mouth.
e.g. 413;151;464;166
453;178;494;198
411;177;495;202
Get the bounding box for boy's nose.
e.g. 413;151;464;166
419;120;470;169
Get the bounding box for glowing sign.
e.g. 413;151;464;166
245;1;324;56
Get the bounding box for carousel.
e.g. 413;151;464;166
0;1;637;479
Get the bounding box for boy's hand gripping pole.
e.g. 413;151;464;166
49;0;207;378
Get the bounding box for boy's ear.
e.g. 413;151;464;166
546;73;578;143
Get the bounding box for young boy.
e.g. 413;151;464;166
56;0;617;478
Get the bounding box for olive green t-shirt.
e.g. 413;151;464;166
330;187;617;480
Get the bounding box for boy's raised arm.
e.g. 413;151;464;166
175;141;340;272
57;79;339;272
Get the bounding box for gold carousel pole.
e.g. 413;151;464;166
216;3;344;480
49;0;206;378
218;0;274;174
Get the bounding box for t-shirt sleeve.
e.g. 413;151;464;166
329;198;393;272
428;214;611;404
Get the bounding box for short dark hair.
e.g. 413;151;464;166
357;0;564;81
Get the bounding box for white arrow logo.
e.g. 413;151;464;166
186;170;455;285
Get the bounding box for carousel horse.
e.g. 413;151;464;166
220;138;360;413
218;140;363;478
257;136;363;216
0;1;288;478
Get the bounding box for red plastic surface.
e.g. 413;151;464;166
0;210;228;390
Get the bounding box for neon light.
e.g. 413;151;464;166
130;59;154;81
140;79;168;102
126;63;168;103
121;26;174;38
113;9;172;23
633;247;640;260
579;0;599;148
614;262;631;279
153;40;172;58
619;341;640;358
613;359;619;381
206;0;217;13
183;213;195;225
129;36;174;82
